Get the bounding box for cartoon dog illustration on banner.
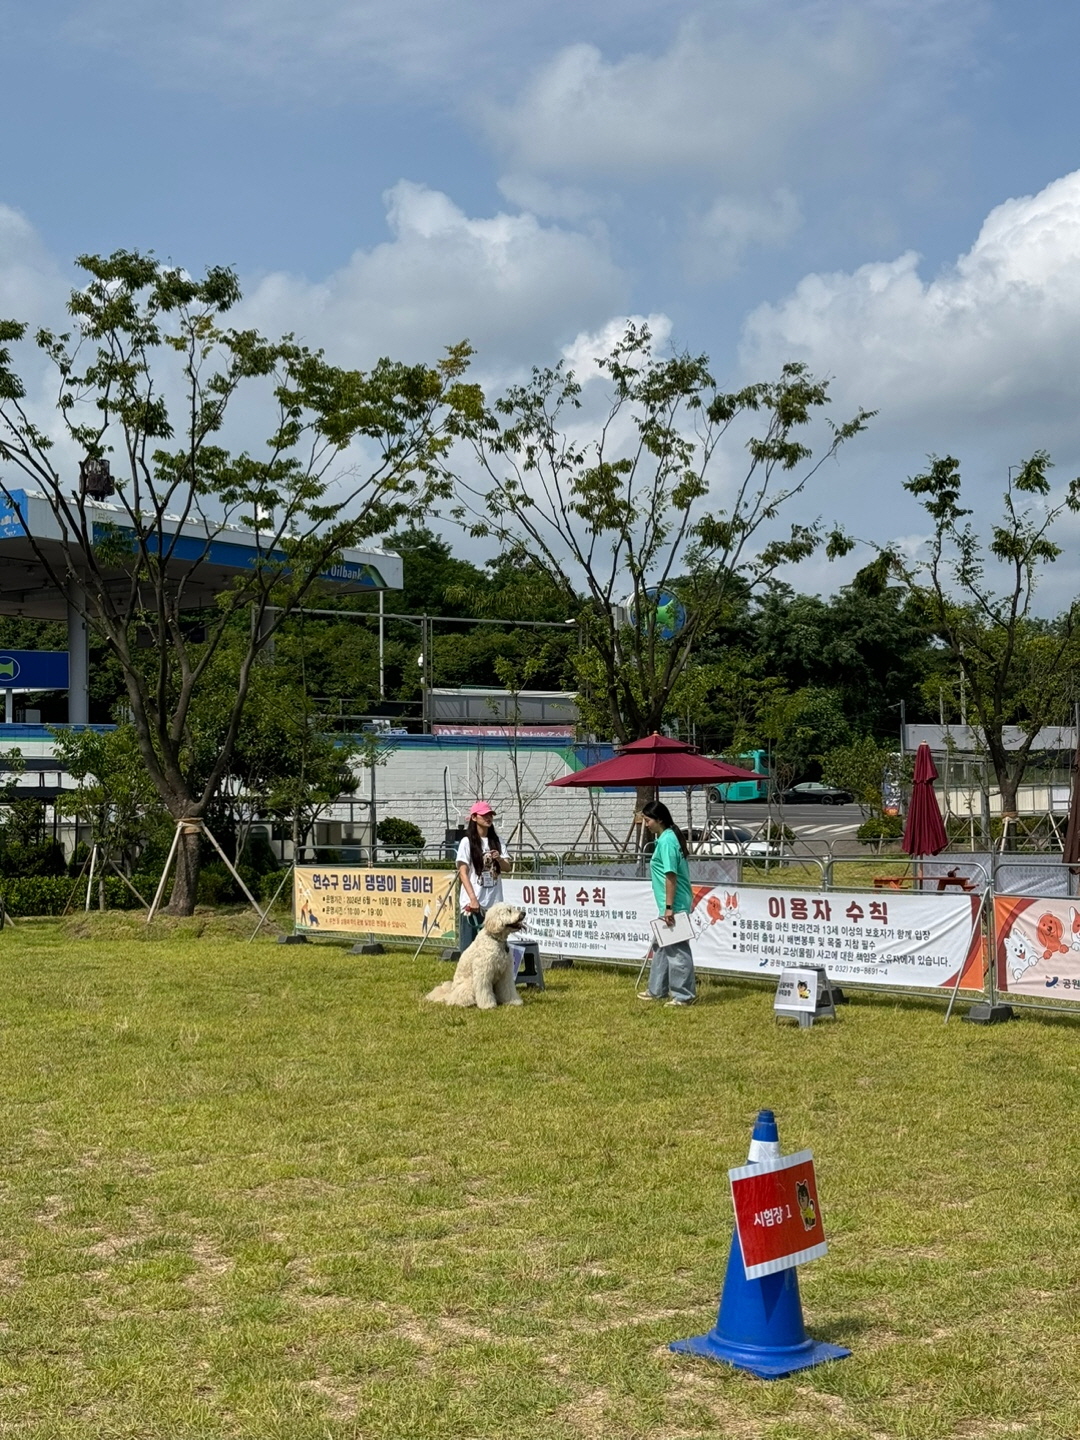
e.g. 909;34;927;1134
996;898;1080;999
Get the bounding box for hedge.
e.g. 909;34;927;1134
0;870;290;917
0;874;159;917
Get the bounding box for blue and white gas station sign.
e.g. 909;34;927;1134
0;651;69;690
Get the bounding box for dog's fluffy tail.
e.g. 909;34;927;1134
425;981;454;1004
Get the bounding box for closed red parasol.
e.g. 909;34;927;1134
549;733;759;789
901;742;948;857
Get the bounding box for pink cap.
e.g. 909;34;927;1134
468;801;495;817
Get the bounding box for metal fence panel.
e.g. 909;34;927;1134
993;857;1077;897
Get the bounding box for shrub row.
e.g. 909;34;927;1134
0;874;160;917
1;869;291;916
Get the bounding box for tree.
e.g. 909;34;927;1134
821;735;896;816
233;683;366;864
752;580;933;740
451;323;869;762
0;251;477;911
50;724;167;879
377;817;425;855
758;686;852;790
867;452;1080;822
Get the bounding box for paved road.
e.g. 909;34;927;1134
708;801;867;856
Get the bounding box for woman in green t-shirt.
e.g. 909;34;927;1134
638;799;696;1007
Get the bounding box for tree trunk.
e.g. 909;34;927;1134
634;783;658;853
165;825;202;916
997;775;1020;853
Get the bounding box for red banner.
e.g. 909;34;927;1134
432;724;575;738
729;1150;829;1279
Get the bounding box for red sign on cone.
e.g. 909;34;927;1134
729;1150;828;1280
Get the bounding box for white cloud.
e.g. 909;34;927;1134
740;168;1080;435
239;181;628;371
496;174;603;224
739;167;1080;611
487;14;878;182
61;0;688;99
0;205;65;323
560;313;674;378
686;189;803;279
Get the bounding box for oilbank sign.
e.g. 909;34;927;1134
0;651;70;691
0;489;27;538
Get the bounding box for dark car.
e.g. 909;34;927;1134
779;781;855;806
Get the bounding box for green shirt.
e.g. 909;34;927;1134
650;827;692;913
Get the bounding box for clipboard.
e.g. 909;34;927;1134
650;911;695;948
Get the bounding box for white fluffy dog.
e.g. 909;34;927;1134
425;902;528;1009
1005;929;1035;981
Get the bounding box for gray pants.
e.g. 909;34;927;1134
648;938;696;1003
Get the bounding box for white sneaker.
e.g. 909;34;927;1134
637;991;662;1002
665;997;696;1007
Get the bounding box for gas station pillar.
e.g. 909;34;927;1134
66;582;89;725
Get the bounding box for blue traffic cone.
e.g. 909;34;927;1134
670;1110;850;1379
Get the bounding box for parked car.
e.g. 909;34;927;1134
688;825;781;858
779;782;855;806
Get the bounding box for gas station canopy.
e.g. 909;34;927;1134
0;486;403;721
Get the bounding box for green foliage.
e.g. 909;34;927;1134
753;583;931;739
452;321;871;742
856;814;904;847
822;735;897;815
50;724;167;872
869;451;1080;817
0;249;475;910
0;874;147;915
196;863;252;907
241;830;280;876
376;817;426;850
0;838;67;878
0;793;68;878
756;686;852;785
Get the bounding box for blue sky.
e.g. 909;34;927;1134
3;0;1080;605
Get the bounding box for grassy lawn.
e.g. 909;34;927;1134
0;916;1077;1440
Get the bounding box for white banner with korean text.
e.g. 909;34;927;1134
504;878;985;990
504;877;656;960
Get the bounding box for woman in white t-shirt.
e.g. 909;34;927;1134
455;801;512;953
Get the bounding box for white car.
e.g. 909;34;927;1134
689;825;781;858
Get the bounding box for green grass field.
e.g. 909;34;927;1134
0;915;1077;1440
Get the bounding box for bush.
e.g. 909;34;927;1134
67;842;92;877
196;862;240;907
0;839;68;877
257;869;293;903
377;817;425;851
0;874;146;916
240;831;280;875
857;815;904;848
